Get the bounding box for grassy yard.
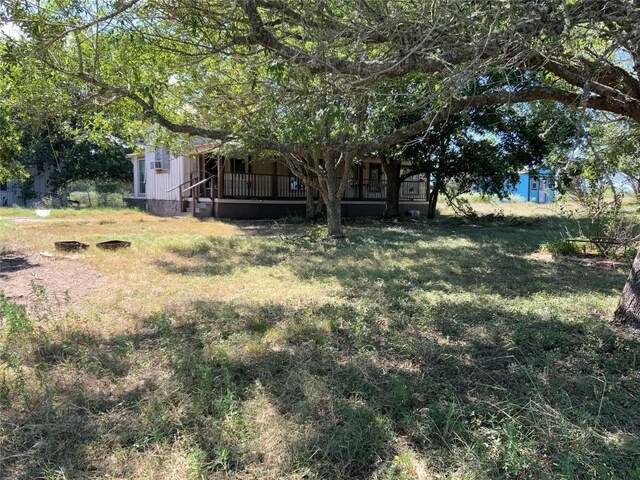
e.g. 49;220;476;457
1;204;639;479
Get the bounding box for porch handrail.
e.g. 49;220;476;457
181;175;215;194
167;177;195;193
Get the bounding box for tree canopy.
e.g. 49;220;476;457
1;1;639;232
4;0;639;127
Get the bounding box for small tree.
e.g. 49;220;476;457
551;116;640;257
586;121;640;201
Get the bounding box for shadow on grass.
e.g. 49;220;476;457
3;219;638;478
156;223;628;299
141;300;640;478
4;298;639;478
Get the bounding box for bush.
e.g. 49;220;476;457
0;294;31;335
543;238;580;256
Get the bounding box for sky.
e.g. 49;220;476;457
0;21;22;39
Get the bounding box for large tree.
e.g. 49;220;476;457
4;1;638;129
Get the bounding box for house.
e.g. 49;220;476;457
510;169;556;203
125;142;430;219
0;169;51;207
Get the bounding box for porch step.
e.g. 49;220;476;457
185;197;213;203
183;198;214;218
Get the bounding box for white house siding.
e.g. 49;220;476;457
1;180;21;206
143;147;190;201
138;148;195;216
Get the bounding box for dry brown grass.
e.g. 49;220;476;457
2;211;336;339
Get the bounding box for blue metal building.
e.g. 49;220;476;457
510;170;556;203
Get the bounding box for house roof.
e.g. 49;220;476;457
181;140;222;155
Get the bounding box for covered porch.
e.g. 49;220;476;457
174;153;429;218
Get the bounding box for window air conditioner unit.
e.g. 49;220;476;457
151;161;164;170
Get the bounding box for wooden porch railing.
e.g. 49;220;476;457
223;173;428;201
170;173;427;212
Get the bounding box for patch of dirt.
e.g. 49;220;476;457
527;252;555;263
1;252;107;315
526;251;630;268
566;256;630;268
0;217;47;223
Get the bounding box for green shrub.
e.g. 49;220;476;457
543;238;580;256
0;294;31;335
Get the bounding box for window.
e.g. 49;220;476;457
153;148;170;170
369;164;382;192
231;158;249;174
530;177;538;190
138;159;146;196
0;182;6;192
201;154;217;177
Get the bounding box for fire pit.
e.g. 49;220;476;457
54;241;89;252
96;240;131;250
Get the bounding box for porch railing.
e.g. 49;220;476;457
221;173;427;201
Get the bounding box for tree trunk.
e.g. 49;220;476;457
325;194;343;237
613;250;640;328
316;194;325;219
427;186;439;219
633;178;640;202
59;183;69;208
305;184;316;220
320;149;346;237
381;156;401;218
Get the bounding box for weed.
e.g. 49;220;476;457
0;294;32;335
543;238;581;256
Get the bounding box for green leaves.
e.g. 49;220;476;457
266;60;289;82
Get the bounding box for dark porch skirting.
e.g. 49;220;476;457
128;197;430;219
214;199;429;220
124;198;182;216
123;197;147;210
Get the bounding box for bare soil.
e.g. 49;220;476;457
0;251;106;315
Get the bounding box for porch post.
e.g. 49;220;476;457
272;162;278;199
358;164;364;200
426;172;431;203
191;177;197;217
217;156;224;198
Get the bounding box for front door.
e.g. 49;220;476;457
529;176;539;202
538;178;546;203
369;164;382;193
198;154;217;198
